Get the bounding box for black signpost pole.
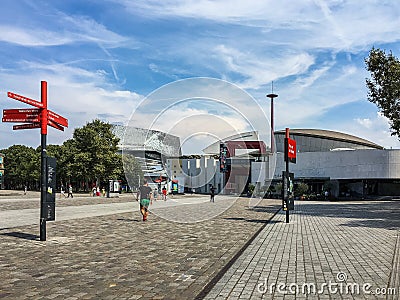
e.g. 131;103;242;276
40;133;47;241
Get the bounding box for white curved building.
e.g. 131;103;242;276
272;129;400;197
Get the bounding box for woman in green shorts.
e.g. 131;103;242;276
137;179;153;221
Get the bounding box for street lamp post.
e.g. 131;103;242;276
266;93;278;153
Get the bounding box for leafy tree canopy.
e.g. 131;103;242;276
1;119;141;191
365;47;400;138
72;119;123;185
1;145;39;189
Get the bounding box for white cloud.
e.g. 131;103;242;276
213;45;315;89
0;13;131;48
349;113;400;149
356;118;373;129
0;63;143;148
123;1;400;53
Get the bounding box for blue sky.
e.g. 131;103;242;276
1;0;400;153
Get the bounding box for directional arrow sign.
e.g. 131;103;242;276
2;109;40;122
8;92;44;108
3;108;40;115
48;119;64;131
48;110;68;128
13;123;41;130
2;116;40;123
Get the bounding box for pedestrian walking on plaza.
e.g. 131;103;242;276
210;184;216;202
153;187;158;201
137;179;153;221
60;184;66;198
24;185;27;195
67;184;74;198
162;186;167;201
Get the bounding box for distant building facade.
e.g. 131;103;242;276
113;125;181;179
115;126;400;197
272;129;400;198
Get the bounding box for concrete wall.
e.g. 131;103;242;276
274;149;400;180
179;157;223;193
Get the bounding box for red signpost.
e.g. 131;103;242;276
2;81;68;241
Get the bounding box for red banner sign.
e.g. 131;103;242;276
287;138;296;163
284;137;296;164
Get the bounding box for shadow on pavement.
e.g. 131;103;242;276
223;217;282;224
295;200;400;230
116;218;141;222
1;231;39;240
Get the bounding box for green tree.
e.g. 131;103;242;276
294;182;309;198
71;119;123;189
58;139;78;187
1;145;40;189
365;48;400;138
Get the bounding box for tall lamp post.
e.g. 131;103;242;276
266;92;278;153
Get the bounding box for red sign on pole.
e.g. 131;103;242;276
48;120;64;131
7;92;44;108
48;110;68;128
2;110;40;123
3;108;40;115
3;87;68;132
287;138;296;164
2;117;40;123
284;137;296;164
13;123;41;130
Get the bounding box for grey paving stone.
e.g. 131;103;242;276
204;200;400;300
0;193;280;299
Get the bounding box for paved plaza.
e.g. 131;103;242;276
204;200;400;300
0;191;280;299
0;191;399;299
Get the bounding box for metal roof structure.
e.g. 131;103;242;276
274;129;383;150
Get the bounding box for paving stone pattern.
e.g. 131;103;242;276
0;196;280;299
205;200;400;300
0;192;135;211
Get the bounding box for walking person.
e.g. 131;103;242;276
324;190;329;201
162;186;167;201
153;187;158;201
137;179;153;221
67;184;74;198
210;184;216;202
60;184;66;198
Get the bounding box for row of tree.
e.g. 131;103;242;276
1;119;143;191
